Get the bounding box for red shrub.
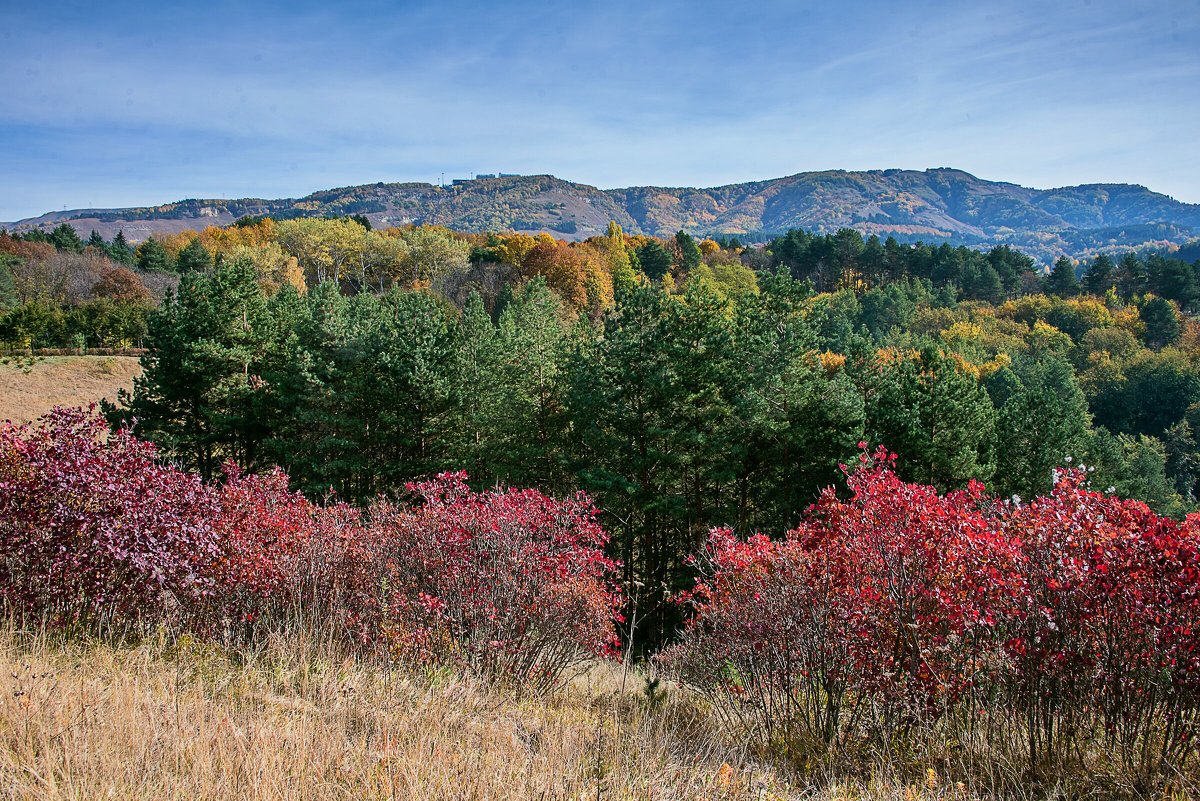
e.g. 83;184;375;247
207;466;377;642
370;472;622;691
1000;470;1200;770
797;449;1024;729
0;411;626;696
661;448;1022;746
662;448;1200;778
656;529;854;749
0;407;219;627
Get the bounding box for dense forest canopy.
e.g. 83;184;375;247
5;216;1200;643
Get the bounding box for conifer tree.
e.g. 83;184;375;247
135;237;173;273
990;355;1091;499
635;241;673;281
109;230;135;265
176;237;213;273
110;257;270;478
858;344;996;489
674;230;702;272
1045;256;1079;297
446;292;503;479
1141;296;1182;349
1082;254;1115;295
49;223;84;253
730;270;864;531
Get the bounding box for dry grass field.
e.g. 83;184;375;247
0;356;141;424
0;628;1010;801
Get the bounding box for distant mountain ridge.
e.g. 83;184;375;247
6;168;1200;262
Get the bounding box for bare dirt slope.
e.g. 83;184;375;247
0;356;141;424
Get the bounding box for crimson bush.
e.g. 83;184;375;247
660;447;1200;781
207;466;377;642
370;472;623;691
999;470;1200;775
0;409;623;693
0;407;219;627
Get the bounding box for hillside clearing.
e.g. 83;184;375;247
0;356;140;424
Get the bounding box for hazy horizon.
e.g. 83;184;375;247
2;0;1197;221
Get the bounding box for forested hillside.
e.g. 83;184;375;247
6;169;1200;262
8;212;1200;795
7;214;1199;644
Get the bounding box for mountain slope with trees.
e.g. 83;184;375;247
6;169;1200;262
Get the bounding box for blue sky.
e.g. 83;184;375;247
1;0;1197;221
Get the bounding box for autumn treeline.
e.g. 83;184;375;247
0;216;757;349
7;213;1200;642
92;229;1199;642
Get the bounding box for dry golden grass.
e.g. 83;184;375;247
0;356;141;424
0;628;1006;801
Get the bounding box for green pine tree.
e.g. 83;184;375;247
635;241;673;282
49;223;84;253
108;257;271;478
674;230;702;272
1045;256;1079;297
136;237;173;273
176;237;213;273
990;355;1091;499
859;343;997;489
109;230;135;265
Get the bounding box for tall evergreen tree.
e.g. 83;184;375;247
136;237;173;273
109;230;135;265
570;283;739;645
1045;256;1079;297
109;257;271;479
1116;253;1148;299
674;230;702;272
635;241;673;282
1146;254;1199;311
729;270;864;532
49;223;84;253
490;278;574;490
446;292;503;479
1141;296;1183;349
1082;254;1115;295
176;237;213;273
857;344;997;489
990;355;1091;499
988;244;1036;296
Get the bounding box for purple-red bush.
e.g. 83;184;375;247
370;472;623;691
0;407;219;627
654;529;854;749
206;466;377;642
659;448;1022;748
999;470;1200;772
796;450;1023;729
0;409;623;692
